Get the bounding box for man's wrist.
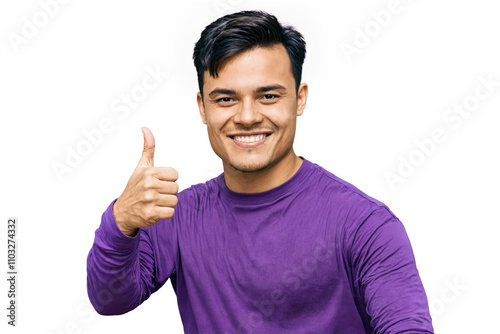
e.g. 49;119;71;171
112;200;138;237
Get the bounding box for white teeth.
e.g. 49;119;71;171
234;134;267;143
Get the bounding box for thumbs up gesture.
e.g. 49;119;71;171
113;127;179;236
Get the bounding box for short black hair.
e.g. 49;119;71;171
193;10;306;98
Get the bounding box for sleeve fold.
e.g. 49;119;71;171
348;206;434;333
86;199;164;315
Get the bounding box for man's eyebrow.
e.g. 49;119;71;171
255;84;287;93
208;88;236;98
208;85;287;98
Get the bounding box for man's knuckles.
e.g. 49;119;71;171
142;189;156;202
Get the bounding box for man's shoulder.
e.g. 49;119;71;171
306;159;395;217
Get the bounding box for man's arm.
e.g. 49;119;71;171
347;206;434;333
87;127;179;314
86;200;166;314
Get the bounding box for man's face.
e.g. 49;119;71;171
197;44;308;174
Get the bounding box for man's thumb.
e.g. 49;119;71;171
139;127;155;167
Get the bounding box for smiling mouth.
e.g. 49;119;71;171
230;134;269;143
228;133;272;147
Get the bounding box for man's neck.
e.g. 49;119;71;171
223;153;303;194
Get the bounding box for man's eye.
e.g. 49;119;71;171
262;94;277;100
217;97;234;103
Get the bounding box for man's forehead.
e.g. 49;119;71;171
202;45;294;90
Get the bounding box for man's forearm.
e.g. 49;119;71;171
86;200;153;315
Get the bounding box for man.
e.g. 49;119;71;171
87;10;434;333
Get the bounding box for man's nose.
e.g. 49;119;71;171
232;98;264;126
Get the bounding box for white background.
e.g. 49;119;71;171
1;0;499;333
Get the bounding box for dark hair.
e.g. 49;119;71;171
193;10;306;98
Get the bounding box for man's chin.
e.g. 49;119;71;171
227;160;271;174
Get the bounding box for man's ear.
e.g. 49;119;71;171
197;92;207;124
296;83;308;116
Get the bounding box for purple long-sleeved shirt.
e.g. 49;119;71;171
87;158;434;333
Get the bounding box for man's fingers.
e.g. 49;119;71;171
139;127;155;167
155;194;179;208
155;180;179;195
151;167;179;182
144;177;178;194
154;206;176;220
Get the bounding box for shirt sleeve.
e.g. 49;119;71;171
346;206;434;333
86;199;178;315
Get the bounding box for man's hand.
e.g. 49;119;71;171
113;127;179;236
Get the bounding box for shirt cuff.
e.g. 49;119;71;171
97;199;141;253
